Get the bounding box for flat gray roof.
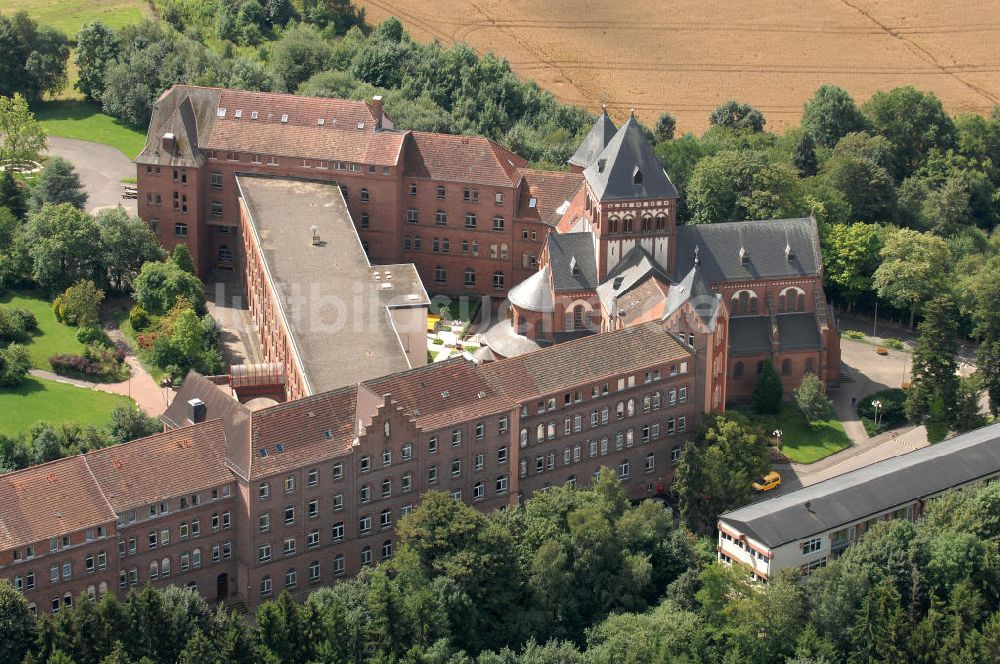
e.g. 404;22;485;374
720;422;1000;548
237;175;429;394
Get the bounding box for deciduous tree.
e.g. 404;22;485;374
0;93;47;168
802;84;868;148
872;227;951;328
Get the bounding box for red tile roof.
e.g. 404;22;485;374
86;420;232;511
515;169;584;224
207;123;405;166
402;132;527;187
248;386;359;480
363;358;510;431
481;323;693;401
216;89;386;130
0;456;115;551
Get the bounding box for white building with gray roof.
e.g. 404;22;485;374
717;423;1000;582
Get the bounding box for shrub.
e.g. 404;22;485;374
135;331;161;351
49;346;127;380
431;338;444;345
129;304;151;331
884;338;905;350
0;343;31;386
0;308;31;344
843;330;864;340
53;280;104;326
857;387;909;436
6;308;37;332
76;325;111;347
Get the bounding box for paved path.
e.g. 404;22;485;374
44;136;137;216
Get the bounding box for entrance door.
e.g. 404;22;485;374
216;573;228;601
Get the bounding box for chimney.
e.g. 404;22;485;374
187;398;206;424
310;225;321;246
371;95;384;131
161;132;176;154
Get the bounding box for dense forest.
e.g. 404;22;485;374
2;471;999;664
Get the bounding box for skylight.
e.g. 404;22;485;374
275;443;286;453
258;448;268;457
235;110;242;118
217;108;226;117
281;114;289;123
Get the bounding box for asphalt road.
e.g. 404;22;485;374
44;136;137;216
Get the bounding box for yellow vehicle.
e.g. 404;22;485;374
753;471;782;493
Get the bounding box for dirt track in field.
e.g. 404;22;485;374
358;0;1000;133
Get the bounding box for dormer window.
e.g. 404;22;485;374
251;111;258;120
633;167;643;185
597;159;607;173
739;246;749;265
571;257;580;276
281;114;289;123
317;118;325;125
217;108;226;118
785;242;795;261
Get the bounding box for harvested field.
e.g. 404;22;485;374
359;0;1000;133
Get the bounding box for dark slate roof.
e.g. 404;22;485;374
674;217;822;285
137;87;221;167
663;266;723;329
508;265;554;312
776;313;821;350
547;232;598;292
720;422;1000;548
596;246;671;315
568;110;617;168
728;316;772;354
582;116;678;202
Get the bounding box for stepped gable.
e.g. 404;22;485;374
582;115;678;201
402;132;527;187
568;109;617;169
363;358;510;431
86;420;231;512
0;456;116;551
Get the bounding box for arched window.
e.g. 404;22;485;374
161;557;170;577
492;271;505;290
622;217;634;233
734;361;744;378
805;358;815;374
149;561;158;580
627;398;635;417
566;475;576;488
572;305;584;330
782;359;792;375
616;401;625;419
381;539;393;559
536;424;544;443
655;213;666;231
434;266;446;283
98;581;108;595
641;214;652;232
609;217;619;234
464;268;476;287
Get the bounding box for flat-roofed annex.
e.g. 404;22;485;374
236;175;430;395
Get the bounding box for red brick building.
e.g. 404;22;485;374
135;86;580;293
1;324;696;614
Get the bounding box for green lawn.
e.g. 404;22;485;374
739;404;852;464
6;0;151;36
0;290;86;371
772;406;851;464
33;100;147;159
0;376;131;436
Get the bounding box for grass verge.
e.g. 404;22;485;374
33;100;147;159
1;290;86;371
0;376;131;437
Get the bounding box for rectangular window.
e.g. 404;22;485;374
307;529;320;549
333;462;343;480
210;172;222;188
428;465;438;484
259;545;271;562
359;516;371;535
174;223;188;237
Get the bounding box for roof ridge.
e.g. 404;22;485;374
81;454;117;519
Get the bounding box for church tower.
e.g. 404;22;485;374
579;112;679;280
